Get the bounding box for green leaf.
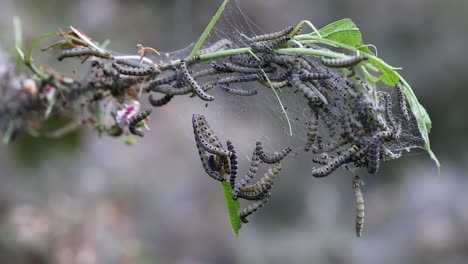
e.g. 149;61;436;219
221;181;242;236
188;0;229;58
317;18;373;55
367;58;400;86
398;79;440;173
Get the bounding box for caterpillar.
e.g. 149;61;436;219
149;73;179;90
312;137;350;154
223;62;275;74
270;54;297;66
366;130;394;174
366;136;381;174
217;73;261;84
112;61;155;76
227;141;238;189
311;145;359;178
151;82;215;96
237;172;276;202
309;81;329;106
211;62;234;72
320;55;368;68
113;58;153;68
198;39;232;55
196;143;225;181
304;110;318;151
353;175;365;237
241;162;282;193
192;114;231;157
259;79;289;89
128;109;152;137
318;106;338;138
232;147;260;200
237;189;269;201
57;46;112;61
299;69;331;81
239;192;270;223
395;81;410;121
312;154;332;165
208;155;226;172
255;142;291;164
350;145;369;167
251;35;292;53
192;68;218;78
295;57;315;72
378;91;401;136
148;94;173;107
291;74;322;105
267;67;293;82
251;26;294;42
193;114;222;147
229;54;267;67
220;85;258;96
180;60;215;101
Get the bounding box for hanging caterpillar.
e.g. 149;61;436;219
227;141;238;189
148;94;173;107
366;130;394;174
353;175;365;237
239;192;270;223
128;109;152;137
192;114;231;157
304;110;318;152
193;114;223;147
232;147;260;200
255;142;292;164
240;162;282;194
196;143;225;181
208;155;226;172
312;145;359;177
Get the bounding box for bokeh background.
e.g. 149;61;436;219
1;0;467;263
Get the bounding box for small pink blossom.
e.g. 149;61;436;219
44;84;56;102
116;100;140;126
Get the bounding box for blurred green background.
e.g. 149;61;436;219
1;0;467;263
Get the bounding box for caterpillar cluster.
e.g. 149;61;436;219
49;26;416;234
192;114;291;224
145;26;411;177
